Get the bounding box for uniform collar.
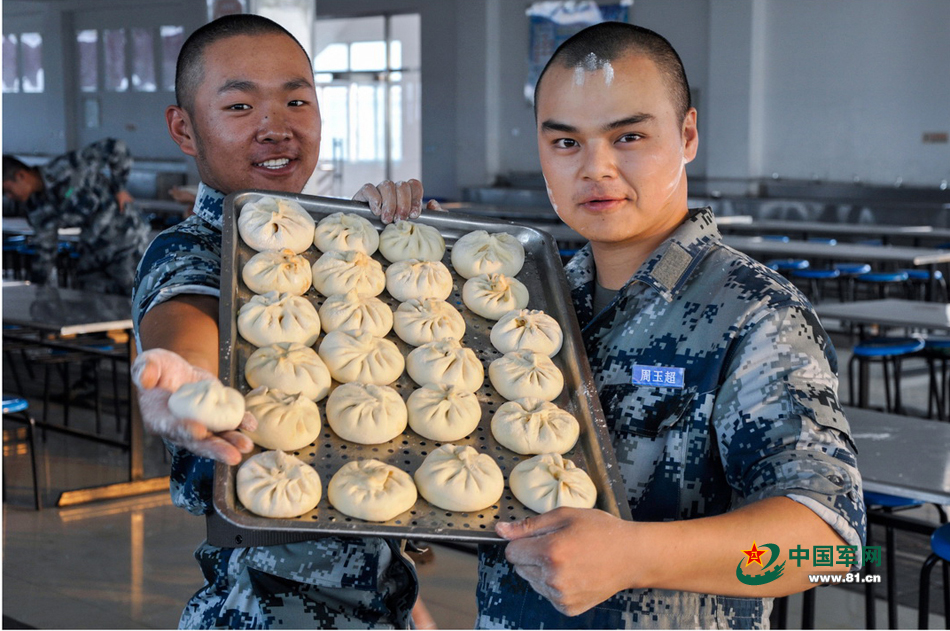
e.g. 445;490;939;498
566;207;720;303
193;182;225;229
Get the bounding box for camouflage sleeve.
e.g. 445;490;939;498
132;218;222;344
25;198;60;284
78;137;132;190
713;303;866;560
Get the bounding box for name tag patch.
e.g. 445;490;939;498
631;364;684;388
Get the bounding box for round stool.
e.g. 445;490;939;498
899;268;947;301
2;395;41;510
791;268;841;303
847;336;925;413
854;270;910;300
768;259;809;281
808;237;838;245
834;263;873;301
762;235;791;243
919;523;950;629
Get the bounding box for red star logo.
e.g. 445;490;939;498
742;541;766;567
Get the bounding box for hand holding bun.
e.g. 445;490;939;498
168;378;246;432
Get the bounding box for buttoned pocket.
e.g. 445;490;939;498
601;382;697;438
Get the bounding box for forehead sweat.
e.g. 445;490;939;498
573;52;615;87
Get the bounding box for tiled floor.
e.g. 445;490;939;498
2;326;948;629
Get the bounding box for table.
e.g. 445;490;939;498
3;217;80;239
844;406;950;505
719;219;950;247
816;299;950;332
1;282;168;505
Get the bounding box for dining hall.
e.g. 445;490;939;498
2;0;949;629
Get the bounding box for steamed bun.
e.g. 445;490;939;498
325;382;407;444
407;383;482;442
314;212;379;255
242;249;312;296
490;398;579;455
490;309;563;357
406;339;484;392
236;450;322;518
318;330;405;385
243;386;322;451
311;250;386;297
508;453;597;514
245;342;332;402
237;291;321;347
451;230;525;279
238;196;314;254
378;221;445;263
392;298;466;346
462;273;529;320
489;350;563;401
385;259;454;302
414;444;504;512
328;459;417;522
168;378;245;432
319;290;393;337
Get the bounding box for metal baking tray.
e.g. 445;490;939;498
213;190;631;544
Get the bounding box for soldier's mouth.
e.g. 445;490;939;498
254;158;291;170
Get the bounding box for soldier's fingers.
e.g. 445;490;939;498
392;181;413;222
237;410;257;433
377;180;398;224
425;199;444;212
353;183;384;216
407;179;424;219
217;429;256;454
185;435;246;466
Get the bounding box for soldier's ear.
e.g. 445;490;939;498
166;105;198;158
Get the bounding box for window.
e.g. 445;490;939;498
2;34;18;93
131;28;156;92
77;30;98;92
74;26;183;93
161;26;185;92
20;33;43;93
3;32;45;93
104;28;128;91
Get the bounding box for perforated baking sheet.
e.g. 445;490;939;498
213;190;631;544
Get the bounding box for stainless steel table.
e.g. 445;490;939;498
845;406;950;505
1;282;168;505
817;299;950;332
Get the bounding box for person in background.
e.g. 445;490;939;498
130;14;437;630
475;22;866;629
2;139;150;295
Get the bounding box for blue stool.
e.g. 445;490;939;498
2;396;42;510
791;268;841;303
918;523;950;629
762;235;791;243
808;237;838;245
854;270;910;300
848;336;925;413
768;260;810;283
863;491;948;629
834;263;873;302
899;268;947;301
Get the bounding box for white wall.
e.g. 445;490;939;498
3;0;949;195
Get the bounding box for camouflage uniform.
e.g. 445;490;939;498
25;137;149;295
133;183;418;629
475;207;866;629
